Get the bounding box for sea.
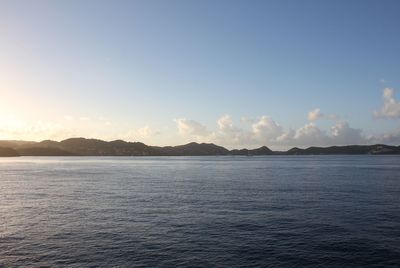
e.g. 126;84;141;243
0;156;399;267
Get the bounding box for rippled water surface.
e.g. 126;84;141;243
1;156;400;267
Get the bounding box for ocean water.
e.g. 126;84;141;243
0;156;400;267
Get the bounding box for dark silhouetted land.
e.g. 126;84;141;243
1;138;400;157
0;146;20;157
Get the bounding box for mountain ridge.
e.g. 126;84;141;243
1;138;400;157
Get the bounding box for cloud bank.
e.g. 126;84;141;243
2;88;400;148
175;113;371;148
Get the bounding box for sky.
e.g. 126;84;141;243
1;0;400;149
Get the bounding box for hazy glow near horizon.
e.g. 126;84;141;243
1;0;400;149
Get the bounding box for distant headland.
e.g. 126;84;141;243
1;138;400;157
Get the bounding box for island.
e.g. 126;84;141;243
1;138;400;157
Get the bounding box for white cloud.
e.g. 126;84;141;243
374;88;400;118
294;123;327;143
307;108;339;121
175;119;211;138
273;121;366;147
251;116;283;142
174;114;369;148
368;127;400;144
215;115;247;145
330;121;365;145
217;114;233;131
278;122;329;146
174;115;249;146
308;108;323;121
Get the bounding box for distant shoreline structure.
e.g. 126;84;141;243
1;138;400;157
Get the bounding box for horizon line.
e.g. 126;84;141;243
1;136;399;152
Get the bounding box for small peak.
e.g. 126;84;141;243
186;142;199;146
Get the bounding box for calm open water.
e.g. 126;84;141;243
0;156;400;267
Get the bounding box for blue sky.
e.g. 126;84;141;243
1;0;400;148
